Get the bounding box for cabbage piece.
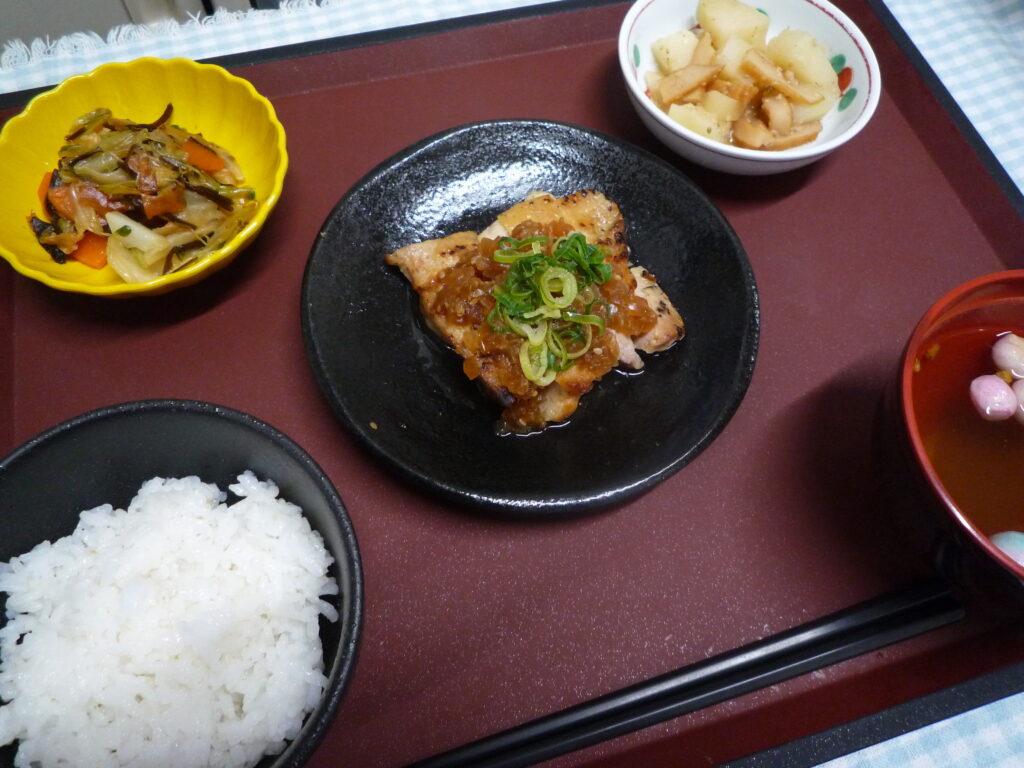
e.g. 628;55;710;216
105;211;172;282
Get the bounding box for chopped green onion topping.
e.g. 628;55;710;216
114;225;132;237
487;231;613;385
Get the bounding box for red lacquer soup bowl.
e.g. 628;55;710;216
898;271;1024;599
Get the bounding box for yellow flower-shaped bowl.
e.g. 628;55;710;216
0;57;288;296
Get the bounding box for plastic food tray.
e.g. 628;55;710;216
2;2;1023;766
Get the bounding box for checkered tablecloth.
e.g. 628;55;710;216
819;690;1024;768
0;0;562;95
883;0;1024;197
1;1;1022;765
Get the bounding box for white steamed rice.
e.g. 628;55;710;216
0;472;339;768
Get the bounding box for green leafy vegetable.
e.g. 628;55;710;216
487;232;612;384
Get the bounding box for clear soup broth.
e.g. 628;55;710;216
912;324;1024;536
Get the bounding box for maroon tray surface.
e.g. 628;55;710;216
3;3;1023;767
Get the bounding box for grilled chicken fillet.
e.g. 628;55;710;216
385;191;684;431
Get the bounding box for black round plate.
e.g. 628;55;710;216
301;120;759;516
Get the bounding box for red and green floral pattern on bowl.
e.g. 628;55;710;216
831;53;857;111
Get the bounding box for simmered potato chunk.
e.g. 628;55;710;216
768;29;839;94
653;29;700;73
697;0;769;48
667;103;731;142
767;29;840;121
645;0;842;151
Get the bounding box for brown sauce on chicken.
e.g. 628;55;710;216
385;190;684;433
425;219;656;430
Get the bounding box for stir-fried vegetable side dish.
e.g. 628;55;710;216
29;104;257;282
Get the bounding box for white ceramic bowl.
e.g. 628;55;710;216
618;0;881;174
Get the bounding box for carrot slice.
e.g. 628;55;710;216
38;171;52;210
142;184;186;219
183;138;225;172
70;230;108;269
47;185;77;221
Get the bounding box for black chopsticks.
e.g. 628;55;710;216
409;580;963;768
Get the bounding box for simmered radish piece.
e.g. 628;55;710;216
740;48;823;105
658;64;723;105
